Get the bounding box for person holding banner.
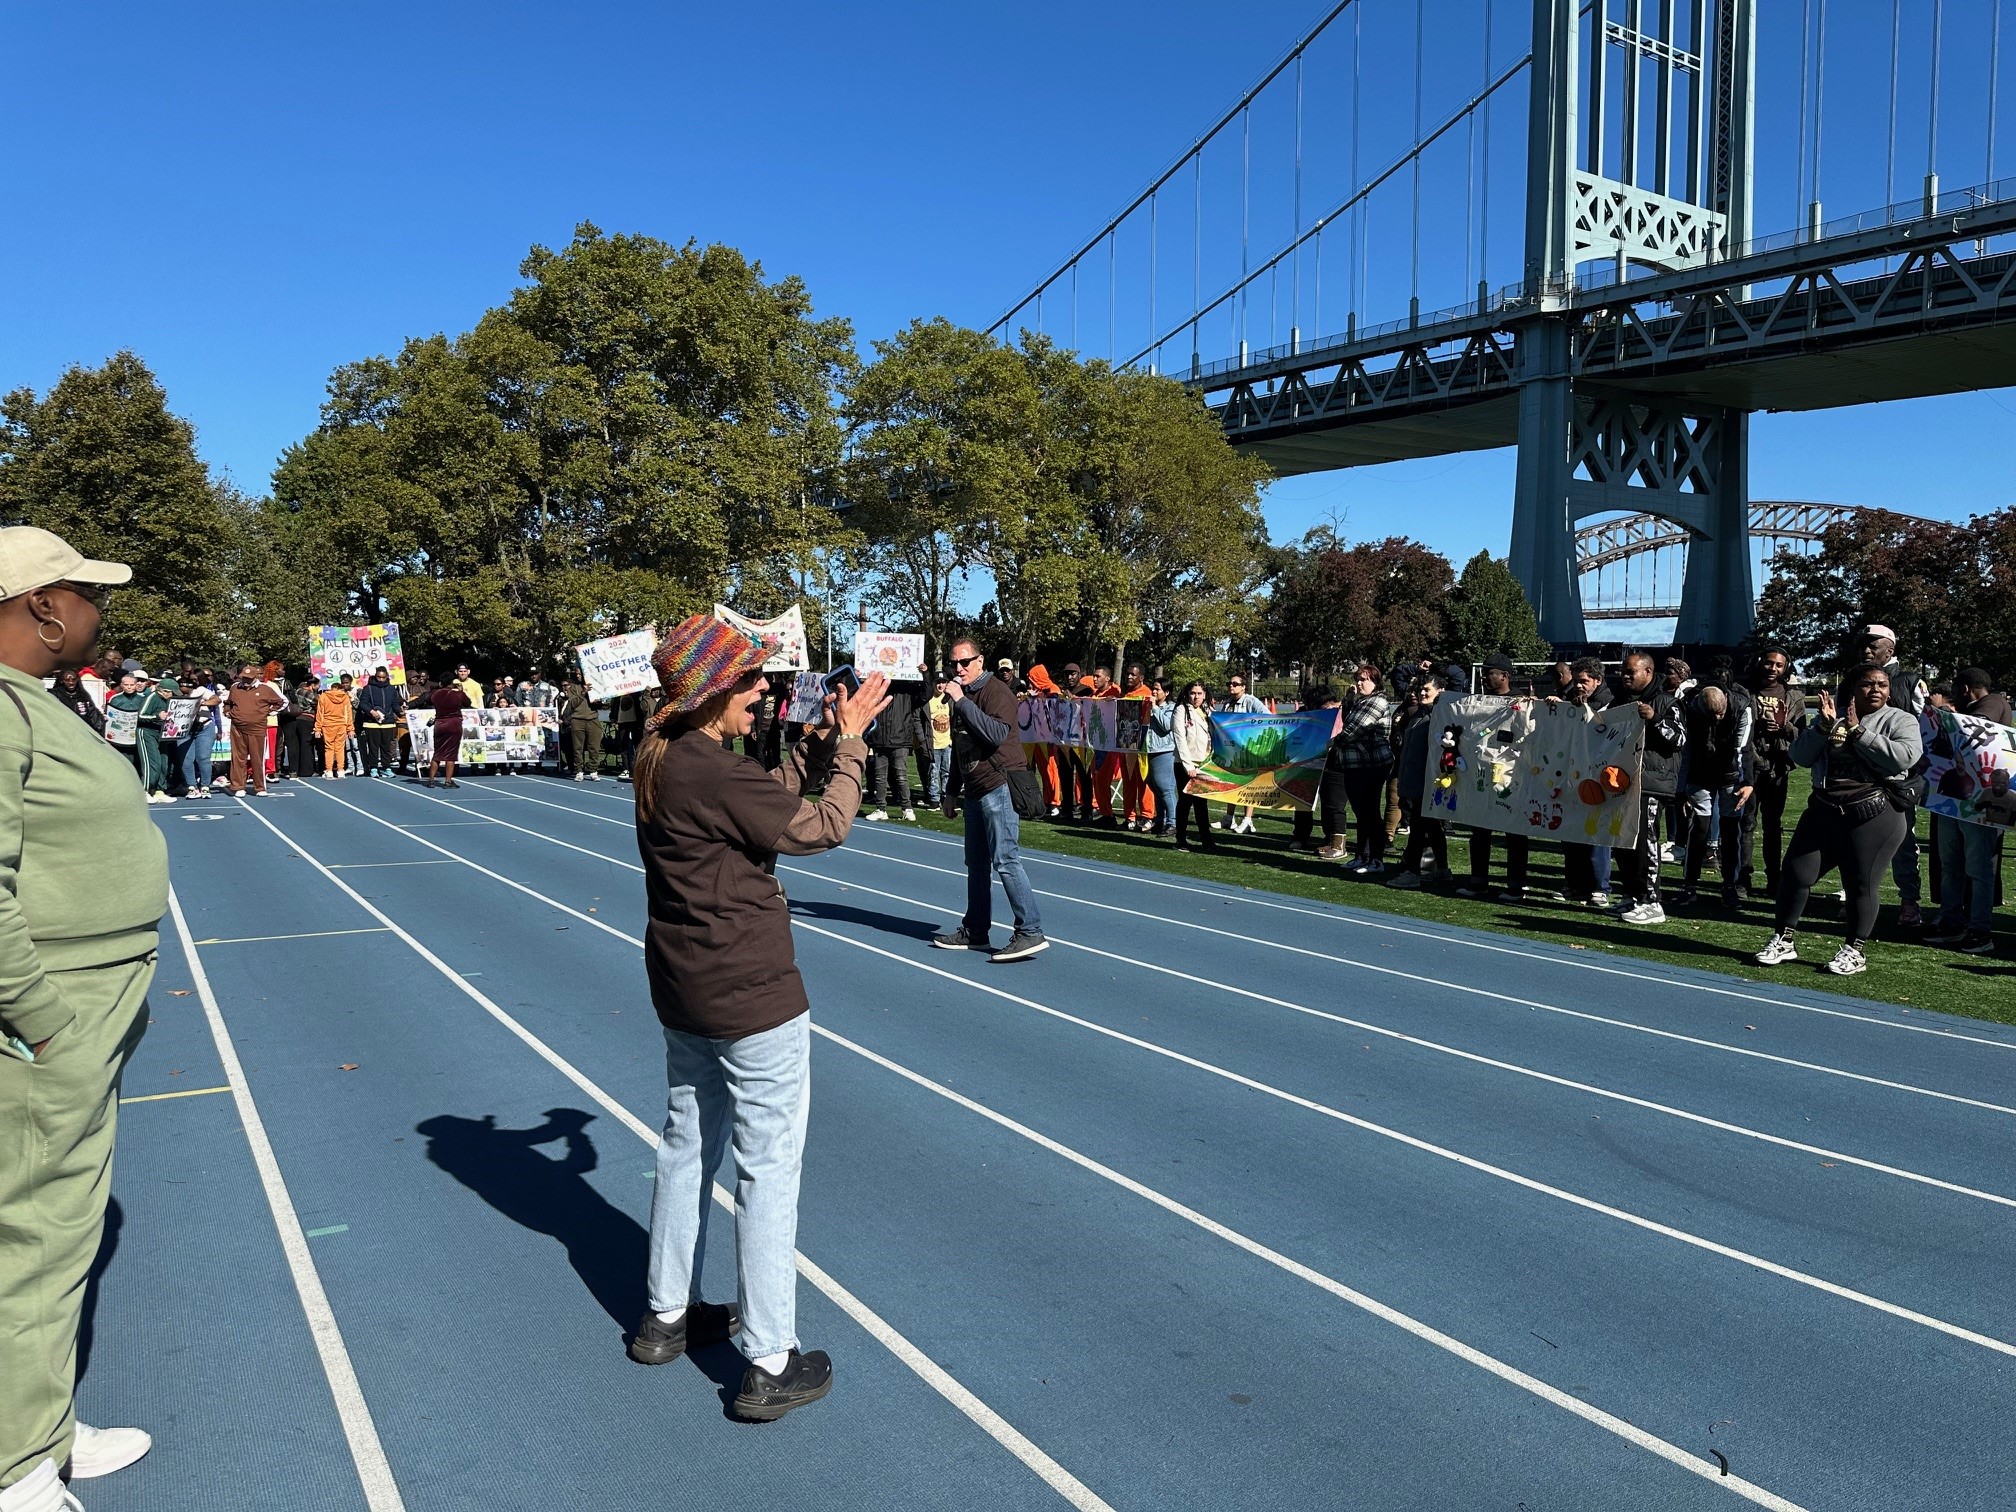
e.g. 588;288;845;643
105;673;171;805
1143;677;1177;836
629;615;890;1422
1171;681;1217;851
559;679;602;780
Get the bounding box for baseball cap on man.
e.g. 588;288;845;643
0;526;132;599
1864;624;1898;643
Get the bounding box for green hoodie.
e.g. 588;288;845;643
0;663;169;1044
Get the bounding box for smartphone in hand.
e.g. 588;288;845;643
823;666;875;736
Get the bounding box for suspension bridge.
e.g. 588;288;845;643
989;0;2015;648
1575;498;1880;620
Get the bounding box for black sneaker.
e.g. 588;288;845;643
991;930;1049;963
932;927;984;951
1959;930;1996;956
732;1349;833;1421
1922;923;1970;945
628;1300;741;1365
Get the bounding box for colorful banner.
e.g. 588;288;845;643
784;671;827;724
405;706;560;767
1921;707;2016;830
1180;710;1337;811
1013;695;1157;751
1423;693;1647;846
853;632;926;681
576;629;659;701
160;699;199;741
310;623;407;687
103;706;139;746
716;604;809;672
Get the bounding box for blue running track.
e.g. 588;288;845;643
76;772;2016;1510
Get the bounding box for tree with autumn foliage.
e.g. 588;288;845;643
1261;528;1456;684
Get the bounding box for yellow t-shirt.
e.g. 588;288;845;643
927;694;953;750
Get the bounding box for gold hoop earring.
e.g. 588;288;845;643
36;618;66;651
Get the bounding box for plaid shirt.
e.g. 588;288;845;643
1333;695;1393;769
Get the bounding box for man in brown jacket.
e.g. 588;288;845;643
221;664;284;795
932;637;1046;960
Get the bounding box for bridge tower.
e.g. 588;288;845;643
1509;0;1756;647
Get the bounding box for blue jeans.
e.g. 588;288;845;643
1932;813;2001;932
1147;750;1176;832
647;1013;809;1362
183;725;216;791
924;746;952;803
962;783;1042;939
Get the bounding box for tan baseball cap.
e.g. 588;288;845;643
0;526;132;598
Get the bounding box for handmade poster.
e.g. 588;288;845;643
160;699;199;741
1423;693;1646;846
576;629;659;701
310;623;407;687
853;632;926;681
1180;709;1337;811
715;604;810;672
103;707;139;746
1920;707;2016;830
405;706;560;767
784;671;827;725
1016;696;1056;744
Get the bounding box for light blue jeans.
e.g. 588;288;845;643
924;746;952;803
963;782;1042;940
1147;750;1177;832
647;1012;809;1362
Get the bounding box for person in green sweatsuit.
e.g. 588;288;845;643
104;672;167;802
0;527;166;1511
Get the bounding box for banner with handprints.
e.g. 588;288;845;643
1015;696;1154;752
310;623;407;687
1920;706;2016;830
1180;710;1336;811
1423;693;1646;846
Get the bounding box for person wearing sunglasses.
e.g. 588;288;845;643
0;528;165;1506
932;642;1047;960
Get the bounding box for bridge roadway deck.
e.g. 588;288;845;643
73;771;2016;1511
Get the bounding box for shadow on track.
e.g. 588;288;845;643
789;896;938;943
413;1109;753;1406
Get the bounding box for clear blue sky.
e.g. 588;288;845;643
7;0;2012;581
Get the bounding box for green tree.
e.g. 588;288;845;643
1752;509;1973;676
1261;529;1454;683
276;224;856;674
0;351;243;666
1444;551;1550;668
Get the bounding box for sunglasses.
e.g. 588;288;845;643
57;580;113;609
951;654;982;668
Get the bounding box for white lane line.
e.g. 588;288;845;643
403;783;2016;1121
490;780;2013;1057
240;795;1112;1512
193;927;394;945
845;817;2016;1052
301;783;2016;1363
326;860;459;870
774;865;2016;1210
835;847;2016;1118
168;890;407;1512
299;797;1816;1507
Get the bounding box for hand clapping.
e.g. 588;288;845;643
831;672;894;740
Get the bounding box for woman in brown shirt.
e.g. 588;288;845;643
628;615;888;1423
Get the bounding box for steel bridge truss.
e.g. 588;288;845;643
1574;499;1865;620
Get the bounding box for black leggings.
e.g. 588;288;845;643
1175;763;1215;846
281;717;315;777
1774;801;1910;945
1342;767;1390;860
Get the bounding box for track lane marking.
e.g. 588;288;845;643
304;781;2016;1359
235;794;1114;1512
168;891;407;1512
299;786;1824;1506
396;781;2016;1119
120;1084;232;1104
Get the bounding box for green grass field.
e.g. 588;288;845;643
897;771;2016;1028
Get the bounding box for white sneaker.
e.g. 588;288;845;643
69;1424;152;1480
1754;932;1799;967
1587;891;1609;909
1826;943;1868;976
0;1459;81;1512
573;772;585;782
901;808;916;822
863;809;888;822
1621;901;1666;925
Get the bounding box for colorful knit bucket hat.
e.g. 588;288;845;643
651;613;773;718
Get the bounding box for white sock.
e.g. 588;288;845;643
751;1349;791;1374
654;1306;686;1326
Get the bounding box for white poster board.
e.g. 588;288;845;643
714;604;809;672
853;632;926;682
575;630;659;701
